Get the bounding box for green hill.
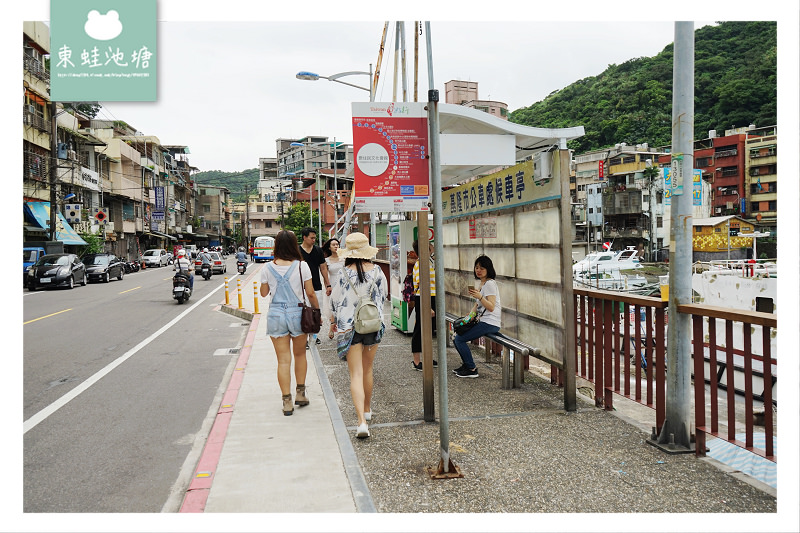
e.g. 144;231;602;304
509;21;777;153
192;168;260;202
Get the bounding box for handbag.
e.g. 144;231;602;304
298;264;322;334
453;309;485;336
401;274;415;303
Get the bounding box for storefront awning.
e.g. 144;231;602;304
24;201;88;245
146;230;177;241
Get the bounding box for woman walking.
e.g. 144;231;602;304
321;237;344;340
453;255;502;378
331;232;387;438
260;230;320;416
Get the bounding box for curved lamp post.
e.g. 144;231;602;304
296;69;374;102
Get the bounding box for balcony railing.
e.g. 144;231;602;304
23;106;51;134
567;288;776;464
24;53;49;83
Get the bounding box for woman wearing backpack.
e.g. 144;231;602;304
331;232;387;439
259;230;320;416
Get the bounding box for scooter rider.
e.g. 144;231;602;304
235;246;248;263
173;249;194;289
198;248;213;278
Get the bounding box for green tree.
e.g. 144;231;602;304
283;202;327;243
78;231;105;256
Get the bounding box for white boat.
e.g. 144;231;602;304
691;260;778;403
574;269;656;294
573;246;652;294
573;246;643;275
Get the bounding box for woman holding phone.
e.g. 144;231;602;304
453;255;501;378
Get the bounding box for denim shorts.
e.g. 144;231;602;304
351;330;380;346
266;304;304;338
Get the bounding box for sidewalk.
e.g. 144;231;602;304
181;264;779;523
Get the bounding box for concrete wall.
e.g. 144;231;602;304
442;152;568;364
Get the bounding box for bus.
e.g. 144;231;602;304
252;236;275;262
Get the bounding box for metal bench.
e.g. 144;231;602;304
445;313;544;389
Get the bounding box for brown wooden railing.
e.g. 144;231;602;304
570;288;777;463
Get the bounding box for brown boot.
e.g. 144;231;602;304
295;384;309;406
282;394;293;416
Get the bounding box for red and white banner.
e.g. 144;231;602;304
351;102;430;213
602;241;612;251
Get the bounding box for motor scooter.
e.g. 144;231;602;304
173;271;192;304
200;262;212;280
237;260;247;275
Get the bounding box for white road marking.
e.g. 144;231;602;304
23;284;225;434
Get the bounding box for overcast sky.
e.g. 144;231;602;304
14;1;794;174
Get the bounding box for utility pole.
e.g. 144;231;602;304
651;21;694;454
49;101;58;242
244;185;250;247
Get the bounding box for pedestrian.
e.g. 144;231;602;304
321;237;344;340
259;230;321;416
410;239;437;371
299;227;331;345
331;232;387;438
453;255;502;378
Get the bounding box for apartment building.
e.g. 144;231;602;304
21;22;204;259
444;80;509;120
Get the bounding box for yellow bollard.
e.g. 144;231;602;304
253;281;260;314
237;279;243;309
224;277;229;305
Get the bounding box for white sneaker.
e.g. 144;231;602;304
356;423;370;439
364;411;372;421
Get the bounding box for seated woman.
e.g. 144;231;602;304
453;255;501;379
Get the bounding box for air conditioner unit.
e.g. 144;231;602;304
715;207;722;214
67;150;77;160
533;152;552;184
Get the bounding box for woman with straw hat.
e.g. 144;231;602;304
331;232;387;439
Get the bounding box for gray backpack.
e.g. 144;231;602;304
348;270;381;334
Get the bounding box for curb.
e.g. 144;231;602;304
218;304;256;322
179;314;261;512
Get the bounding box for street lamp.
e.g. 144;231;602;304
296;69;374;101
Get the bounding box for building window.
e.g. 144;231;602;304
656;217;663;228
203;204;211;214
768;200;777;211
265;221;272;228
256;205;264;212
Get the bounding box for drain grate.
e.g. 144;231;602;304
212;348;241;356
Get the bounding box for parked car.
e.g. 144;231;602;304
142;248;170;267
23;246;46;285
208;251;226;274
82;253;125;283
26;253;87;290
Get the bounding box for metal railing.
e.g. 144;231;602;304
572;288;776;463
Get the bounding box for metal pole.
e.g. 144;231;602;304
333;137;337;236
425;21;460;478
653;21;694;453
49;101;58;242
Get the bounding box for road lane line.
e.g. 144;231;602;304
119;286;141;294
23;308;72;325
23;285;225;435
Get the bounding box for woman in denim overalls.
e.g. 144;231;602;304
260;231;320;416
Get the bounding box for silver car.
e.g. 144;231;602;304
142;248;170;267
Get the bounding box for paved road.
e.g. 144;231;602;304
23;258;249;512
